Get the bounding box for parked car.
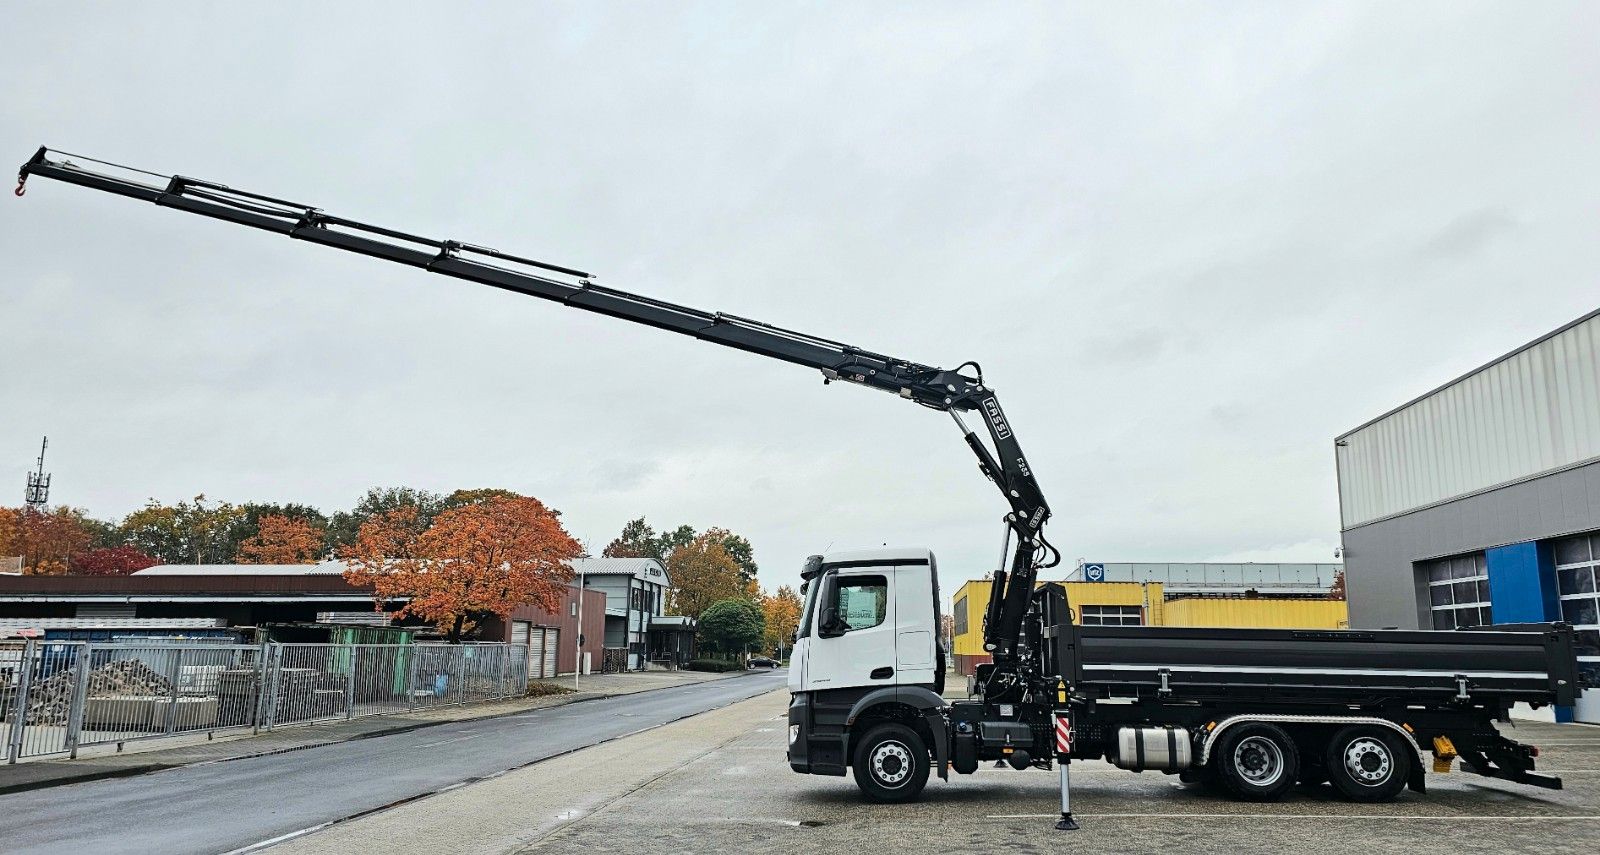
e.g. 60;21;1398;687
748;655;779;668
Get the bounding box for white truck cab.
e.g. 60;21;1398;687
787;548;951;800
788;547;944;696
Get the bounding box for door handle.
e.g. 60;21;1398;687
871;667;894;680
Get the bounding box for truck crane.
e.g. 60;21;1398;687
16;148;1581;832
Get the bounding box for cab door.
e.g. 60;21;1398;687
802;568;897;690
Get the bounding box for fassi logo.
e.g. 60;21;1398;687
983;398;1011;439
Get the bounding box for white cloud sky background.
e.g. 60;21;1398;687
1;2;1596;598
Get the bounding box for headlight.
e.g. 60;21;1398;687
789;724;800;745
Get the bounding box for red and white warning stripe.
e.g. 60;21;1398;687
1055;714;1072;754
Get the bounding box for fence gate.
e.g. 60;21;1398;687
4;640;86;762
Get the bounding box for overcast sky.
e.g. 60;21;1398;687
2;2;1596;597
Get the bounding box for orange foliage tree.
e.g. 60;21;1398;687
16;507;93;575
665;530;747;620
237;515;324;564
762;585;802;656
341;496;581;642
0;507;18;561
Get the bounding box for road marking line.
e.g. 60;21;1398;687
984;813;1600;820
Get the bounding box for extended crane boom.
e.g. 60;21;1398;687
16;146;1057;661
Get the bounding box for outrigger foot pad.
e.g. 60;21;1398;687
1055;813;1080;831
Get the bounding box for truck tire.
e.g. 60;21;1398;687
1213;722;1298;802
1325;726;1411;802
852;723;930;803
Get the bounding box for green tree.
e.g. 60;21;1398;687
118;495;247;564
716;532;758;584
326;487;446;551
601;518;757;582
443;488;525;509
698;598;765;657
601;517;657;559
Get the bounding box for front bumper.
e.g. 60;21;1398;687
787;692;812;773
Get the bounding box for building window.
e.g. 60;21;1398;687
571;601;577;617
953;596;969;636
1553;532;1600;685
1080;605;1142;626
1421;554;1490;629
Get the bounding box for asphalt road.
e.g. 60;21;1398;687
0;669;789;855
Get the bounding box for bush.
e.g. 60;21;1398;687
525;681;578;698
686;658;745;673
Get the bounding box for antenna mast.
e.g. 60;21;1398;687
24;436;50;509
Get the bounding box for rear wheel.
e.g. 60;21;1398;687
1213;723;1299;802
1326;726;1411;802
852;723;930;803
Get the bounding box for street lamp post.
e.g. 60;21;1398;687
574;567;585;690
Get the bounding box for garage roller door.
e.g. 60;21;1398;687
527;628;546;678
542;629;559;678
512;621;533;677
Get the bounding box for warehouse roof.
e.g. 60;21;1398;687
135;561;347;576
568;557;670;586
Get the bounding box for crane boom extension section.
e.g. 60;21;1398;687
15;146;1053;660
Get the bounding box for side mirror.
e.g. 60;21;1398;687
818;607;847;639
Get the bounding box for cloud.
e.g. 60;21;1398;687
0;3;1595;601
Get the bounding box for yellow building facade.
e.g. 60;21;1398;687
950;578;1349;676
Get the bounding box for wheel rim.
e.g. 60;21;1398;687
871;739;913;788
1232;735;1285;787
1342;737;1393;786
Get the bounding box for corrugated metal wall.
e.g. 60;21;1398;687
1162;598;1348;629
1338;310;1600;529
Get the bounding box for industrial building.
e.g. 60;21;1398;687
0;562;608;680
1336;307;1600;723
568;557;671;672
949;561;1348;677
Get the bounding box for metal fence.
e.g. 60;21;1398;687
1;640;528;762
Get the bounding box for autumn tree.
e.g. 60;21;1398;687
72;546;159;576
216;503;330;562
698;597;765;657
237;515;324;564
0;507;18;560
1328;567;1347;601
762;585;802;656
326;486;446;551
17;506;94;575
665;532;747;619
603;518;758;582
341;495;581;642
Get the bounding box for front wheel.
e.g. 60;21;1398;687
1325;726;1411;802
1213;722;1299;802
852;723;930;803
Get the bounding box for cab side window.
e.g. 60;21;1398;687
833;574;888;632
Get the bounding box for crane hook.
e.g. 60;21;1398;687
14;177;26;197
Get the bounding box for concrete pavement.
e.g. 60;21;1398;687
278;688;1600;855
270;687;794;854
0;668;788;855
532;714;1600;855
